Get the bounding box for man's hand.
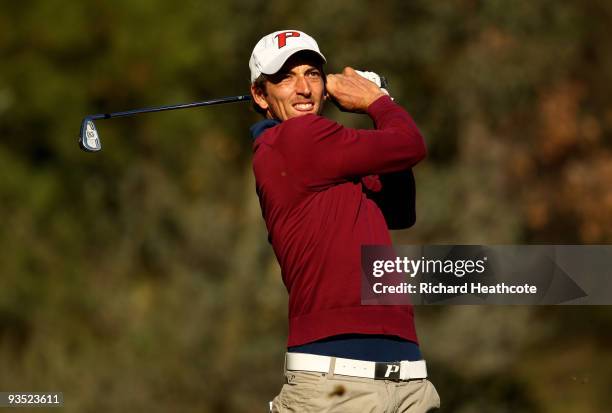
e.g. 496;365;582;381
326;67;387;113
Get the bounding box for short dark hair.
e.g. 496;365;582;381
251;74;268;117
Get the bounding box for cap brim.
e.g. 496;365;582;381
261;47;326;76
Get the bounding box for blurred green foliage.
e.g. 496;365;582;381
1;1;611;412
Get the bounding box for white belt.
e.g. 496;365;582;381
285;352;427;381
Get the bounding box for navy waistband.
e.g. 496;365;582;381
288;334;422;362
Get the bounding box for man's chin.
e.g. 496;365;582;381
291;112;313;118
289;107;319;118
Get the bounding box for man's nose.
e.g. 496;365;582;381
295;76;311;96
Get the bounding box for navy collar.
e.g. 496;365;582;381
250;119;281;140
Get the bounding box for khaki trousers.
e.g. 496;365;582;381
270;368;440;413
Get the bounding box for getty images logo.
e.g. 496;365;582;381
375;362;401;380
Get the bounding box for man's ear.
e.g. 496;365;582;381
250;84;269;111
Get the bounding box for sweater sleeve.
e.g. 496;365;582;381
279;96;426;191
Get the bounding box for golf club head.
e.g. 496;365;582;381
79;117;101;152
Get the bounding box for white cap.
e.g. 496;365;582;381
249;30;326;83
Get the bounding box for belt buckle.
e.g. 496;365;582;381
374;361;401;381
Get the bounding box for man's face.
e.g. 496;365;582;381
252;53;325;121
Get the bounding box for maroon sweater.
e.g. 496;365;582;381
252;96;426;347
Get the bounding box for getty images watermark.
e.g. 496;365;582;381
361;245;612;305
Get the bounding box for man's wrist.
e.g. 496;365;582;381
365;92;388;109
366;94;395;117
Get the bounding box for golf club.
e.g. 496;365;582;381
79;94;252;152
78;72;388;152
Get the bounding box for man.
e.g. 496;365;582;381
249;30;439;412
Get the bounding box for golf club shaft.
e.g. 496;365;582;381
89;94;252;121
79;94;252;152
